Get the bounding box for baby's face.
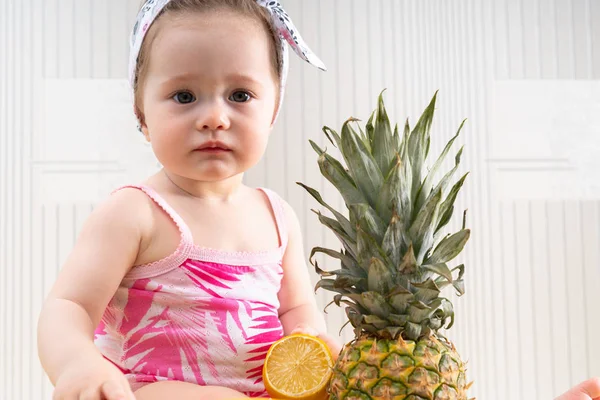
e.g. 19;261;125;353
139;10;279;183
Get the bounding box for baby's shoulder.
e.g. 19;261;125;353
252;187;299;231
72;185;156;250
93;186;157;230
252;187;292;213
108;185;155;210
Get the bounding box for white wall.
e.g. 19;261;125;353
1;0;599;399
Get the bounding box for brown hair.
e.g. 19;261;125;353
133;0;283;123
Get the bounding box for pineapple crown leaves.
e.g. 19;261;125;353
298;90;470;341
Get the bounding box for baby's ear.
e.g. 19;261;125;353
135;108;151;141
269;111;278;129
270;96;281;128
140;121;150;142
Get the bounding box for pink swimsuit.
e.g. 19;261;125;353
94;185;286;395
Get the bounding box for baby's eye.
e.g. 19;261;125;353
229;91;251;103
173;91;196;104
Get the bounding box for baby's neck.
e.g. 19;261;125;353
157;169;246;202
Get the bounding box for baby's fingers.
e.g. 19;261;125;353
556;377;600;400
78;387;103;400
100;380;135;400
290;323;319;336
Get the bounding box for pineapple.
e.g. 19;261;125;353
298;91;472;400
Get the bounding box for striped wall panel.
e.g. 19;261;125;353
1;1;599;398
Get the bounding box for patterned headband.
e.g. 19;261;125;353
129;0;326;122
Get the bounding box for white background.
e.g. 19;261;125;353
1;0;599;399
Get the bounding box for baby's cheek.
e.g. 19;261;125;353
246;134;270;158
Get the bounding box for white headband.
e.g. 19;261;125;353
129;0;326;123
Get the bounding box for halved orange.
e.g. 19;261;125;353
263;334;334;400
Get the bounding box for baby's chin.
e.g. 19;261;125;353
176;165;246;184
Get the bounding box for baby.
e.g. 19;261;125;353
37;0;340;398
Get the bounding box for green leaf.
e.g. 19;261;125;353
436;206;454;234
387;314;409;327
407;92;438;202
368;257;393;293
453;279;465;296
400;118;410;157
409;189;442;263
315;149;366;206
314;278;349;294
398;243;417;275
421;263;453;283
356;227;390;271
341;299;369;317
297;182;355;239
426;229;470;264
382;212;406;268
366;110;375;144
372;91;396;176
441;300;455;329
415;119;465;211
309;139;326;155
320;267;363;280
434;266;465;297
397;156;413;227
436;173;469;233
322;126;341;149
452;264;465;280
341;119;384;208
383;326;403;339
345;307;363;331
350;203;386;243
310;247;364;277
353;118;372;153
332;294;344;307
433;278;452;291
363;315;389;329
404;321;422;340
313;211;345;236
413;92;438;144
423;298;455;330
410;300;430;310
377;155;401;223
361;292;392;318
315;265;364;293
313;260;335;277
427;147;464;210
389;291;413;314
334;275;365;289
451;264;466;295
408;305;438;326
417;146;463;232
344;293;368;311
313;210;359;260
411;279;442;303
392;123;400;151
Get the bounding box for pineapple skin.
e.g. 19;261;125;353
328;334;468;400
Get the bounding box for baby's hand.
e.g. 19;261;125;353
555;377;600;400
290;323;342;362
52;355;135;400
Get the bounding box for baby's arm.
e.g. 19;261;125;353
277;201;342;358
37;188;152;399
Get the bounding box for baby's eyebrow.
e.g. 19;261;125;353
224;73;263;87
158;73;264;88
159;73;198;85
